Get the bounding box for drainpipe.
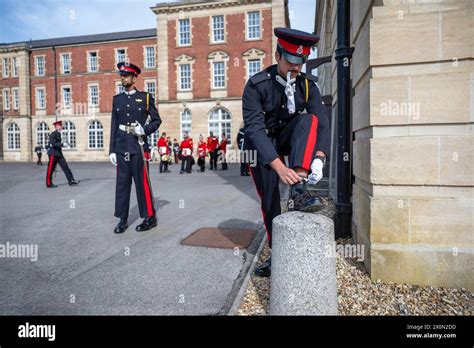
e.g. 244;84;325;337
334;0;353;238
52;46;58;122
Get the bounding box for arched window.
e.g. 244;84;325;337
36;122;49;148
88;120;103;149
208;107;231;146
62;121;76;149
180;108;192;140
7;123;20;150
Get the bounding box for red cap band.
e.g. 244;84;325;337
277;38;311;56
120;65;138;75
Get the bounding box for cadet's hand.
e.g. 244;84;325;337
308;158;324;185
270;158;302;185
109;153;117;166
134;124;145;136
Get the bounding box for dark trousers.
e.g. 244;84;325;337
198;156;205;172
240;161;249;175
159;157;169;173
36;153;42;165
218;150;228;170
46;155;74;186
115;153;155;220
174;152;179;164
248;114;320;248
209;150;218;169
181;156;191;173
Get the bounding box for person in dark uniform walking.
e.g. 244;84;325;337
243;28;330;277
237;128;249;176
35;145;43;165
45;120;80;188
109;62;162;234
172;138;180;164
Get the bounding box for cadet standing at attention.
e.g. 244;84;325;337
109;62;162;234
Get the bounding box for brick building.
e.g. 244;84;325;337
0;0;289;162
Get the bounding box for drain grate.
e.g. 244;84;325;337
181;227;258;249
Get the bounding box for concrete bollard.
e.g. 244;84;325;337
270;211;338;315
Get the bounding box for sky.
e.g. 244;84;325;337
0;0;316;44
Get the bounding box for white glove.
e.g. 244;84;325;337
307;158;324;185
134;124;145;136
109;153;117;166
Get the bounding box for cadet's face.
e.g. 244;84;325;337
121;74;135;88
275;52;302;79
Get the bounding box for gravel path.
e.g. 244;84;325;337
237;199;473;316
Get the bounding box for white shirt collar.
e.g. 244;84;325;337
124;89;137;96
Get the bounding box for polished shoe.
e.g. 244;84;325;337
114;219;128;234
46;184;58;188
69;180;80;185
135;216;157;232
289;182;323;212
254;257;271;277
180;171;184;174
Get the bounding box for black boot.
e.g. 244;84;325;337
289;181;323;212
69;180;80;185
255;257;271;277
135;216;157;232
114;219;128;234
47;184;58;188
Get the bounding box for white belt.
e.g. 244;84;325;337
119;124;134;133
182;148;192;156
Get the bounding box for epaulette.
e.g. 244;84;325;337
299;72;318;83
250;71;272;86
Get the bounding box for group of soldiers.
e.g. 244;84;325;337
41;27;329;277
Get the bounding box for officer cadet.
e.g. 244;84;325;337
206;132;219;170
158;132;170;173
45;120;80;188
35;145;43;165
109;62;162;234
243;28;330;277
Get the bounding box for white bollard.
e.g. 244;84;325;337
270;211;338;315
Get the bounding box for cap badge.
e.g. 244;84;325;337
297;45;303;54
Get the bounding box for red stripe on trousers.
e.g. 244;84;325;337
248;164;271;242
143;163;154;217
47;155;54;186
302;114;319;171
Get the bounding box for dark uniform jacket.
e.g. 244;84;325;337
242;64;330;166
47;130;64;157
109;89;162;155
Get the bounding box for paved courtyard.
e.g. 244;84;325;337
0;161;263;315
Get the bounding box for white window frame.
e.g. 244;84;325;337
35;87;46;110
88;120;104;149
7;122;20;150
145;80;157;98
246;11;261;40
12;88;19;110
208;107;232;146
179;64;192;91
211;15;225;43
3;89;10;110
12;57;18;77
61;85;72;109
2;58;9;78
144;46;156;68
115;48;127;66
178;18;191;46
61;121;76;149
212;61;226;89
35;56;45;76
88;83;99;107
60;53;71;74
247;59;261;79
36;122;49;148
180;108;192;141
88;51;99;72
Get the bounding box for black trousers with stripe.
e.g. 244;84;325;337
46;155;74;186
249;113;319;248
115;153;155;220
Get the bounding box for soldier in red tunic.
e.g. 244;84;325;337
180;132;193;174
157;132;170;173
197;135;207;172
206;132;219;170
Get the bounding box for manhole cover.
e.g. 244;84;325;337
181;228;257;249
